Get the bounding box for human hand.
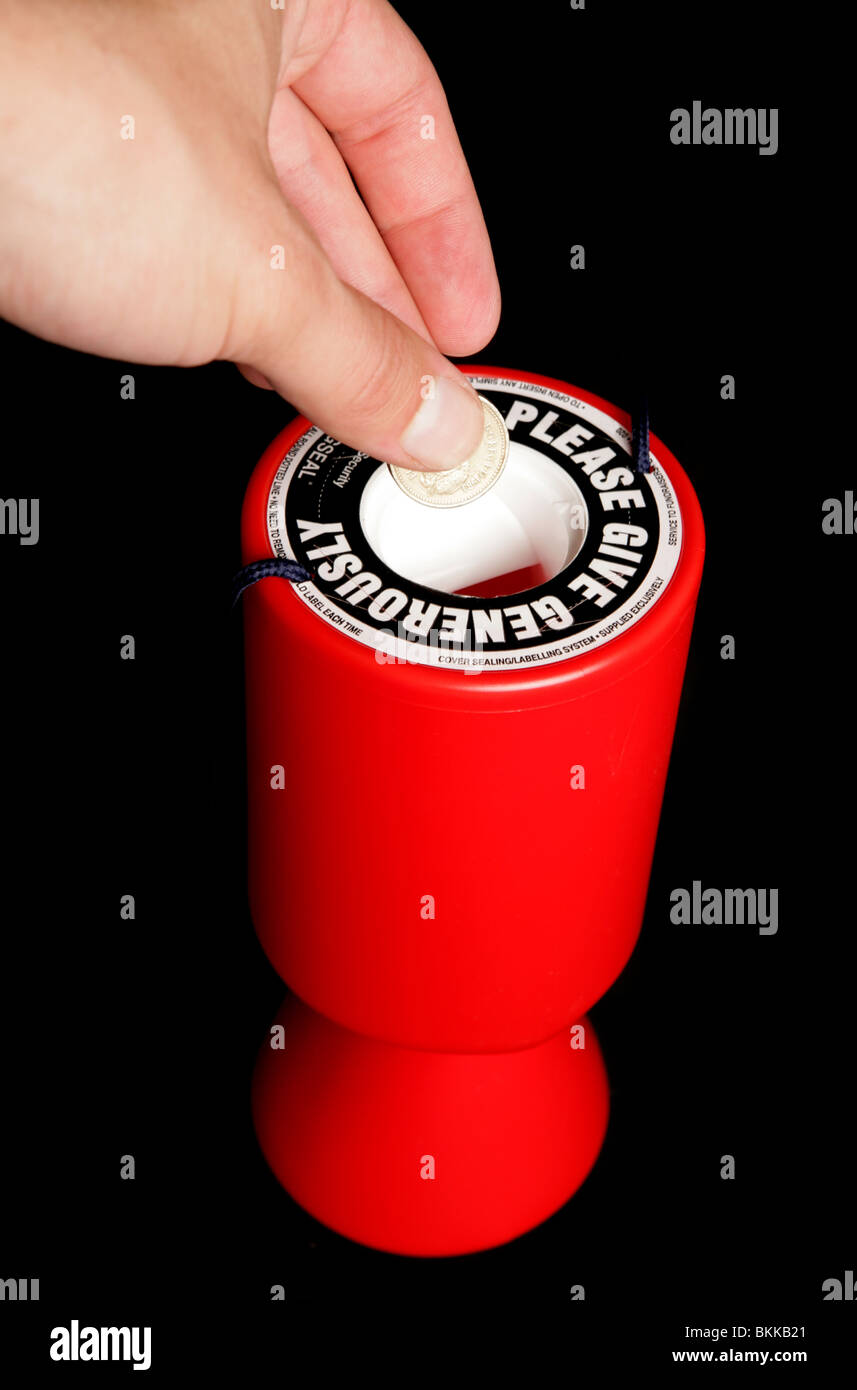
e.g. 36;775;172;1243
0;0;500;468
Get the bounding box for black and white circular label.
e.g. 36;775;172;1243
266;375;682;671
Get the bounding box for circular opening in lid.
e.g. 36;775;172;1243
359;441;589;597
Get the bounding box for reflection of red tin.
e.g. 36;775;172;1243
242;366;704;1255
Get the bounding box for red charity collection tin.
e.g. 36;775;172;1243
241;365;704;1255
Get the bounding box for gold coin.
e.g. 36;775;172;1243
388;395;509;508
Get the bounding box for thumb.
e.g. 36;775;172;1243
226;200;487;472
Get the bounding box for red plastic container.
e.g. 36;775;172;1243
242;366;704;1254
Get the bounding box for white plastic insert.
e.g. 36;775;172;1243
359;441;588;597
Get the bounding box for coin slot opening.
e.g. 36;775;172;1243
359;442;589;597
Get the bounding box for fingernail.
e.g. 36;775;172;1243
399;375;484;470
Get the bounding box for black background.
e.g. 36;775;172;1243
1;0;849;1377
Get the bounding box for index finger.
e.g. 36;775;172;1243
286;0;501;356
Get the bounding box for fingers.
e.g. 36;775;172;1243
286;0;501;356
225;191;485;472
266;83;435;345
236;363;274;389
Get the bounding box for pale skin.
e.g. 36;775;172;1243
0;0;500;469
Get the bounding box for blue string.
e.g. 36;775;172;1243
632;390;652;474
231;558;311;608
